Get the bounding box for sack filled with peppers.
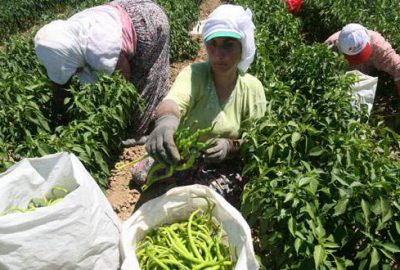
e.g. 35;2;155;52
120;184;259;270
136;197;234;269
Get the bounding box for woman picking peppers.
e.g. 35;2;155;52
34;0;170;134
132;4;267;205
325;23;400;110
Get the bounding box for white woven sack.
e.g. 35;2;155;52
120;184;259;270
0;152;121;270
349;70;378;116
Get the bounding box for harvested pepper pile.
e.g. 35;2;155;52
1;186;69;215
135;199;235;269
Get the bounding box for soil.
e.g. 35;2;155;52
105;0;221;221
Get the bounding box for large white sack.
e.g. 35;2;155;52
0;152;121;270
120;184;259;270
349;70;378;116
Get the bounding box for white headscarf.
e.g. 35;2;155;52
34;5;122;85
202;4;256;73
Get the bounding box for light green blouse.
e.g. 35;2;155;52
164;62;266;139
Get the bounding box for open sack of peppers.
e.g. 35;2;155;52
120;184;259;270
0;152;121;270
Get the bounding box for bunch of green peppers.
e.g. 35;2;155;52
136;198;235;269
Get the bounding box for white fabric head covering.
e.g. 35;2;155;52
34;5;122;85
338;23;370;55
202;4;256;73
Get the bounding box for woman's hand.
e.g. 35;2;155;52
204;138;242;163
115;53;131;81
145;114;180;164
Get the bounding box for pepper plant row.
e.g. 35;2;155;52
0;0;203;188
155;0;202;62
232;0;400;268
0;35;140;187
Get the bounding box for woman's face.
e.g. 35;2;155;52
206;37;242;74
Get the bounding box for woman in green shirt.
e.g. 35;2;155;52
134;4;266;205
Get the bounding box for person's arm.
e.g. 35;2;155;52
155;99;180;119
324;31;340;52
395;80;400;110
52;82;72;124
145;65;197;163
115;53;131;81
369;32;400;107
122;100;181;147
52;83;68;112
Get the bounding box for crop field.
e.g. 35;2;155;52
1;0;400;269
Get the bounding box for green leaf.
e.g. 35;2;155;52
332;173;349;187
314;245;326;269
369;248;380;269
378;242;400;253
284;192;295;203
361;199;370;225
359;259;368;270
268;145;274;162
300;160;311;171
299;177;311;187
379;247;395;261
288;217;295;236
333;198;349;216
291;132;301;147
294;238;302;254
316;224;326;240
324;241;340;249
334;257;345;270
305;203;316;220
309;146;324;157
395;221;400;235
287;120;298;128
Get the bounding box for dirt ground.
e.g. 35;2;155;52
105;0;221;221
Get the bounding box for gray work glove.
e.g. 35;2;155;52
145;114;180;164
204;138;241;163
122;136;148;147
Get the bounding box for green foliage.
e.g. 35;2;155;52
298;0;400;114
0;31;142;188
0;0;108;44
0;0;202;188
232;0;400;268
156;0;202;62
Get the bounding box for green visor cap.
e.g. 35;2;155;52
205;31;241;43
